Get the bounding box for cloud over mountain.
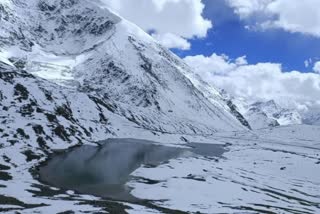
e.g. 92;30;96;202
185;53;320;109
102;0;212;49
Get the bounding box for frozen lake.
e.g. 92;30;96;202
39;138;226;202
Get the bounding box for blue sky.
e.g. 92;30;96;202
173;0;320;72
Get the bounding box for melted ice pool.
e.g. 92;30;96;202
39;139;226;201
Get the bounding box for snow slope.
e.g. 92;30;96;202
128;125;320;213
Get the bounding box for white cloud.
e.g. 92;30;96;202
185;53;320;107
304;59;312;68
152;33;191;50
101;0;212;49
226;0;273;18
184;54;237;75
226;0;320;37
314;61;320;73
235;55;248;65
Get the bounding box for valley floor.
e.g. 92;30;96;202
0;125;320;214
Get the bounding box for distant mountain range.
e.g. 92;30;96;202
219;90;320;129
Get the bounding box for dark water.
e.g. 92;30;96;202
39;138;226;201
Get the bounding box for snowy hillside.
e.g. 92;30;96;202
0;0;247;135
0;59;129;149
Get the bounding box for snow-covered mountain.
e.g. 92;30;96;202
215;89;304;129
251;100;302;125
230;97;303;129
0;0;248;137
244;107;280;129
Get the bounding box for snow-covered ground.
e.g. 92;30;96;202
128;125;320;213
1;125;319;213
